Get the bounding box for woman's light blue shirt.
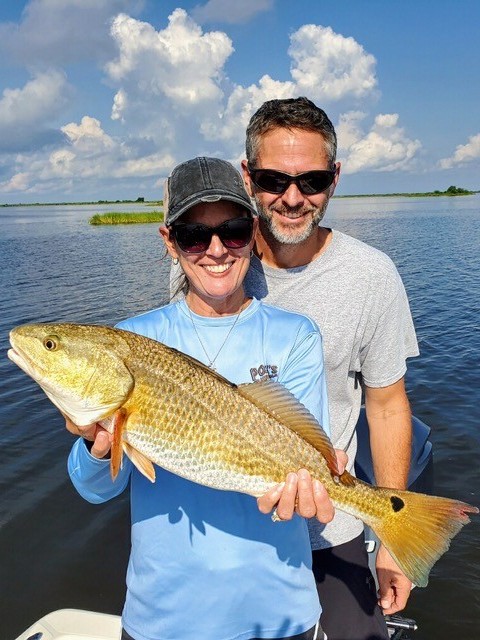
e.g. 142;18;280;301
68;298;330;640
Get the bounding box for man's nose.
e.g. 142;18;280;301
281;182;305;208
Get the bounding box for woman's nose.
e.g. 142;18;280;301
206;233;228;257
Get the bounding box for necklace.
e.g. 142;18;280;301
187;302;246;371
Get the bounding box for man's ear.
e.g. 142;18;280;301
241;159;254;197
329;162;341;196
159;225;180;261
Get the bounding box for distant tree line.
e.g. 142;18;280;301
434;186;474;196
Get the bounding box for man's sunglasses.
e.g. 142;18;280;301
248;166;337;195
171;217;254;254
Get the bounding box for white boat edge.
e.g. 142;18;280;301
14;608;415;640
14;608;122;640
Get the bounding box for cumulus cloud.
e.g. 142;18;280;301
200;24;378;152
0;10;410;199
439;133;480;169
58;115;173;179
112;89;128;122
0;172;30;194
289;25;377;102
0;0;143;67
0;70;70;152
191;0;274;25
0;113;175;196
103;15;379;148
98;8;242;167
106;10;232;101
105;10;233;131
62;116;115;153
201;75;295;151
337;111;421;173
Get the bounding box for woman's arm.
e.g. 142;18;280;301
66;419;131;504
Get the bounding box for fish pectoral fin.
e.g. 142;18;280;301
110;408;128;480
123;442;156;483
237;380;339;477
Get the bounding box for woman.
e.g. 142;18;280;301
67;157;332;640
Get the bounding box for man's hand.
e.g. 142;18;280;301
257;449;347;523
65;416;112;459
376;544;412;614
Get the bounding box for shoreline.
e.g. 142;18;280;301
0;200;163;208
1;192;477;208
335;191;477;199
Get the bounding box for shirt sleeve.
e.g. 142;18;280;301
360;269;419;388
278;322;330;438
68;437;132;504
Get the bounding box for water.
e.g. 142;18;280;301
1;197;479;639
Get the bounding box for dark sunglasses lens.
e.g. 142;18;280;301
173;218;253;253
252;170;288;194
298;172;335;195
219;218;253;248
252;169;335;195
174;225;211;253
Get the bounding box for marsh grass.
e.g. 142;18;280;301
89;210;164;225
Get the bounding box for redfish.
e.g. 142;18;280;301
8;322;478;588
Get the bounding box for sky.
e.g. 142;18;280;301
0;0;479;203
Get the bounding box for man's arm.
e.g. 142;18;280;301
365;377;413;614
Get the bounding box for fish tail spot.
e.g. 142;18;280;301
390;495;405;512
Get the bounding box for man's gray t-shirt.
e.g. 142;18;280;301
244;229;419;549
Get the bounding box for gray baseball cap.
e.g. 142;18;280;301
164;157;256;226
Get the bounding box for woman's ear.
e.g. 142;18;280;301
159;225;180;261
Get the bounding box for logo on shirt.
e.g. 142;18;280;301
250;364;278;382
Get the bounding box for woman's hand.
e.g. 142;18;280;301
65;416;112;459
257;449;347;523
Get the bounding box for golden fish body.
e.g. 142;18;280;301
8;322;478;588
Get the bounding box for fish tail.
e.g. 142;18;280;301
363;487;478;587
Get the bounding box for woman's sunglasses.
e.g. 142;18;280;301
248;166;337;195
171;217;254;254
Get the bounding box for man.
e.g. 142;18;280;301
241;97;419;640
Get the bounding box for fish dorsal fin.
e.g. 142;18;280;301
237;380;339;477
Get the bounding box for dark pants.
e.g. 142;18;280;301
313;533;389;640
122;624;321;639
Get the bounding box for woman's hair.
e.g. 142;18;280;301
170;266;189;300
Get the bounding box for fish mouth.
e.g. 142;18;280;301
8;346;45;387
7;346;30;373
8;340;97;425
8;331;46;382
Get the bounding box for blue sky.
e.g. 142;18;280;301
0;0;479;203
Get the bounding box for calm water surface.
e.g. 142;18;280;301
1;198;479;639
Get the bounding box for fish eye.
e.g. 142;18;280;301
43;336;58;351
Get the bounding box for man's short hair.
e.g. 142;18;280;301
246;97;337;167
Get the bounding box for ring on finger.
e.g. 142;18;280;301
271;508;284;523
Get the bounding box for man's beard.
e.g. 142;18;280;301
253;198;328;245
